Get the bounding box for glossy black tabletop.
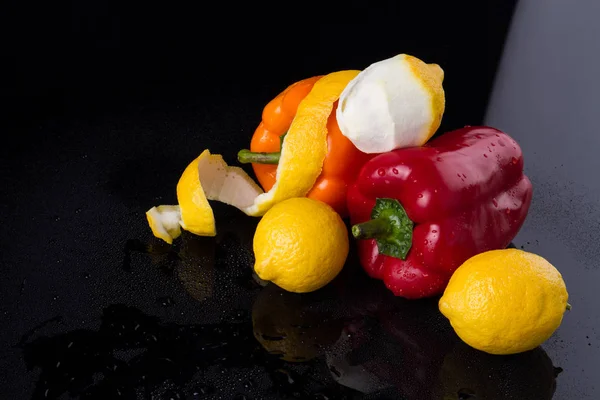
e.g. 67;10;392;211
2;1;598;399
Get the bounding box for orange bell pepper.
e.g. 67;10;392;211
237;76;373;217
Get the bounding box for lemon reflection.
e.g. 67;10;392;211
176;232;216;302
437;341;558;400
323;279;560;400
175;210;259;303
252;284;342;362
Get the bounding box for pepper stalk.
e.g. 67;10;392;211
352;198;414;260
237;133;287;165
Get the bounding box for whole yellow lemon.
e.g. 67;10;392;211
253;197;349;293
439;249;569;355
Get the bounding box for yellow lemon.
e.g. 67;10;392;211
243;70;360;216
253;197;349;293
439;249;569;355
336;53;445;153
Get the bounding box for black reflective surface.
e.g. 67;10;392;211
12;230;562;400
4;1;598;399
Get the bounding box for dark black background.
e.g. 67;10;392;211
4;0;515;133
0;1;529;399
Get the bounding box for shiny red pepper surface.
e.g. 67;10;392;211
347;126;533;299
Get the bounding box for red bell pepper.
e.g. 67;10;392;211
347;126;533;299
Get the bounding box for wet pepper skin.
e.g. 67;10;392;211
347;126;533;299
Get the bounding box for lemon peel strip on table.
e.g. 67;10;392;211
243;70;360;217
176;151;217;237
146;149;264;243
146;205;182;244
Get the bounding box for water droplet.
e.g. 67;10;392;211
491;142;496;147
54;216;61;221
511;157;518;165
457;173;462;178
392;168;398;174
492;199;498;207
498;139;506;147
489;148;492;152
417;194;423;198
505;209;511;214
462;174;467;179
495;134;500;137
377;168;386;176
474;134;483;139
434;189;438;193
157;296;175;307
53;295;59;301
423;239;429;245
431;230;438;233
436;157;443;162
483;154;488;158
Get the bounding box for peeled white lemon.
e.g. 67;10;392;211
336;54;445;153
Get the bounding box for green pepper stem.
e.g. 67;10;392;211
352;218;392;239
237;149;281;164
566;303;572;311
350;198;414;260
